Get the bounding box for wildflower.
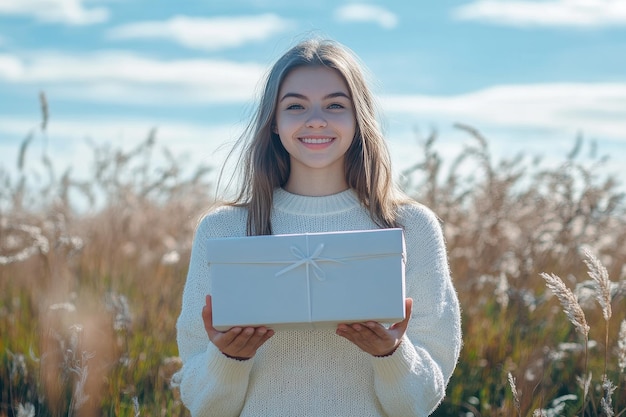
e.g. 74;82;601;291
540;272;589;337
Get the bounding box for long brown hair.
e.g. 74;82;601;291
222;38;408;235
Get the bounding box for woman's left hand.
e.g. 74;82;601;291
336;298;413;357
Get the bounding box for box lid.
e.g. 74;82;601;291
205;228;405;265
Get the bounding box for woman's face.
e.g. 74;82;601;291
274;65;356;190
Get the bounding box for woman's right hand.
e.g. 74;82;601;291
202;295;275;360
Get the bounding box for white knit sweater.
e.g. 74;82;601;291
176;188;462;417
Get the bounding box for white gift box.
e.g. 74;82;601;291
207;228;406;331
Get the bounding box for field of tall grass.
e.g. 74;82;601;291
1;97;625;416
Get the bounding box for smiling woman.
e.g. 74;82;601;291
174;37;462;417
274;66;356;195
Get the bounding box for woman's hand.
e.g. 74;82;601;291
336;298;413;357
202;295;275;360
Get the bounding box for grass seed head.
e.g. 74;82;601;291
582;248;612;321
540;272;589;337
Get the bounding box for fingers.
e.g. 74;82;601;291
217;326;275;359
336;322;392;355
222;327;265;350
202;295;217;338
336;297;413;356
337;322;386;339
203;296;413;358
405;297;413;320
390;297;413;331
202;294;274;360
338;322;388;339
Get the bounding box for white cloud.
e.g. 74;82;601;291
380;83;626;141
0;51;266;104
334;4;398;29
106;14;294;51
0;0;109;25
452;0;626;27
0;54;23;78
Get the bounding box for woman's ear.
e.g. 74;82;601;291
272;125;278;134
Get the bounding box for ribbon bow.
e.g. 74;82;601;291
275;243;342;280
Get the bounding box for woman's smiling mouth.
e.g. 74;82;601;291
299;136;335;144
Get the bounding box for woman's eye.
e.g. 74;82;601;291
286;104;304;110
328;103;345;109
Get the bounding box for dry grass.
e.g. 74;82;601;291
402;125;625;416
1;98;625;416
1;96;213;416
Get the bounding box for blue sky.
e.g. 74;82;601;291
1;0;625;191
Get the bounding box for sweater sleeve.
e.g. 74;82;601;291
175;215;254;417
371;205;462;417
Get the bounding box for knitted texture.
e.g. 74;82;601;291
176;188;462;417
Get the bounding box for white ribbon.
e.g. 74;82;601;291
275;243;343;280
273;238;344;323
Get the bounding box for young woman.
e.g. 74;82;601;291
175;38;462;417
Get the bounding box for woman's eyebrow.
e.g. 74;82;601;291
279;91;351;102
325;92;351;100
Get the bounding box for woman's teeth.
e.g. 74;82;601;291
300;137;333;144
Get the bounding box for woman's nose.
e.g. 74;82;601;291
305;109;328;128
